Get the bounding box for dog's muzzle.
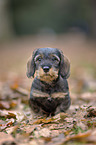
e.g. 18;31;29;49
41;63;52;73
36;64;58;82
43;66;50;73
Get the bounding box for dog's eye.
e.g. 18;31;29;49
36;57;42;62
52;57;59;61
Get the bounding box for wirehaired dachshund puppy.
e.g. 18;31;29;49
27;48;71;116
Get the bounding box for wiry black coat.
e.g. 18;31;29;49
27;48;71;116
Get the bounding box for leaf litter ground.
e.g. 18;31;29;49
0;70;96;145
0;35;96;145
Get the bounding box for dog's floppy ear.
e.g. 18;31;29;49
26;50;36;78
60;51;70;79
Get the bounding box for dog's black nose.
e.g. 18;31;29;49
43;66;50;72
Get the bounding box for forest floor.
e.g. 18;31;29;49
0;33;96;145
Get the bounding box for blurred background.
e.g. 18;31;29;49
0;0;96;93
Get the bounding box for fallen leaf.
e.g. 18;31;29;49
0;101;10;109
80;92;96;101
51;133;65;145
10;100;17;108
86;129;96;143
10;81;19;90
28;139;45;145
6;126;18;134
11;85;29;96
0;110;8;116
33;118;55;125
6;121;13;126
16;112;27;122
34;128;51;138
23;125;38;134
0;132;16;145
60;112;68;120
86;107;96;118
0;100;17;110
0;110;16;119
76;122;87;130
50;130;60;137
61;130;91;143
7;112;16;119
0;118;15;131
42;137;52;142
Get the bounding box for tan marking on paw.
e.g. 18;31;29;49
32;89;49;98
51;92;68;98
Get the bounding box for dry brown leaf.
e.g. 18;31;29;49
6;126;18;134
86;129;96;143
60;112;68;120
16;112;27;122
49;123;64;130
51;133;65;145
42;137;52;142
50;130;60;138
76;122;87;130
0;118;15;131
33;118;55;125
64;130;72;136
10;100;17;108
0;132;16;145
0;101;10;109
86;107;96;118
34;128;51;138
0;125;7;131
23;125;38;134
10;82;19;90
62;130;91;143
0;110;16;119
0;110;8;116
7;112;16;119
6;120;13;126
80;92;96;101
76;79;87;93
28;139;45;145
11;85;29;96
0;100;17;110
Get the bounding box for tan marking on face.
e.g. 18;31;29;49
34;54;43;62
51;92;68;99
32;89;50;98
50;54;60;62
36;67;59;82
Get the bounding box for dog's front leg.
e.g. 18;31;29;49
53;92;71;114
51;92;71;114
29;88;50;114
29;97;40;113
59;93;71;112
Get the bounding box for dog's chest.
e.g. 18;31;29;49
30;77;69;113
32;77;68;93
35;97;59;113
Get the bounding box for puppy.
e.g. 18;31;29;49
27;48;71;116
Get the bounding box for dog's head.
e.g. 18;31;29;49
27;48;70;82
